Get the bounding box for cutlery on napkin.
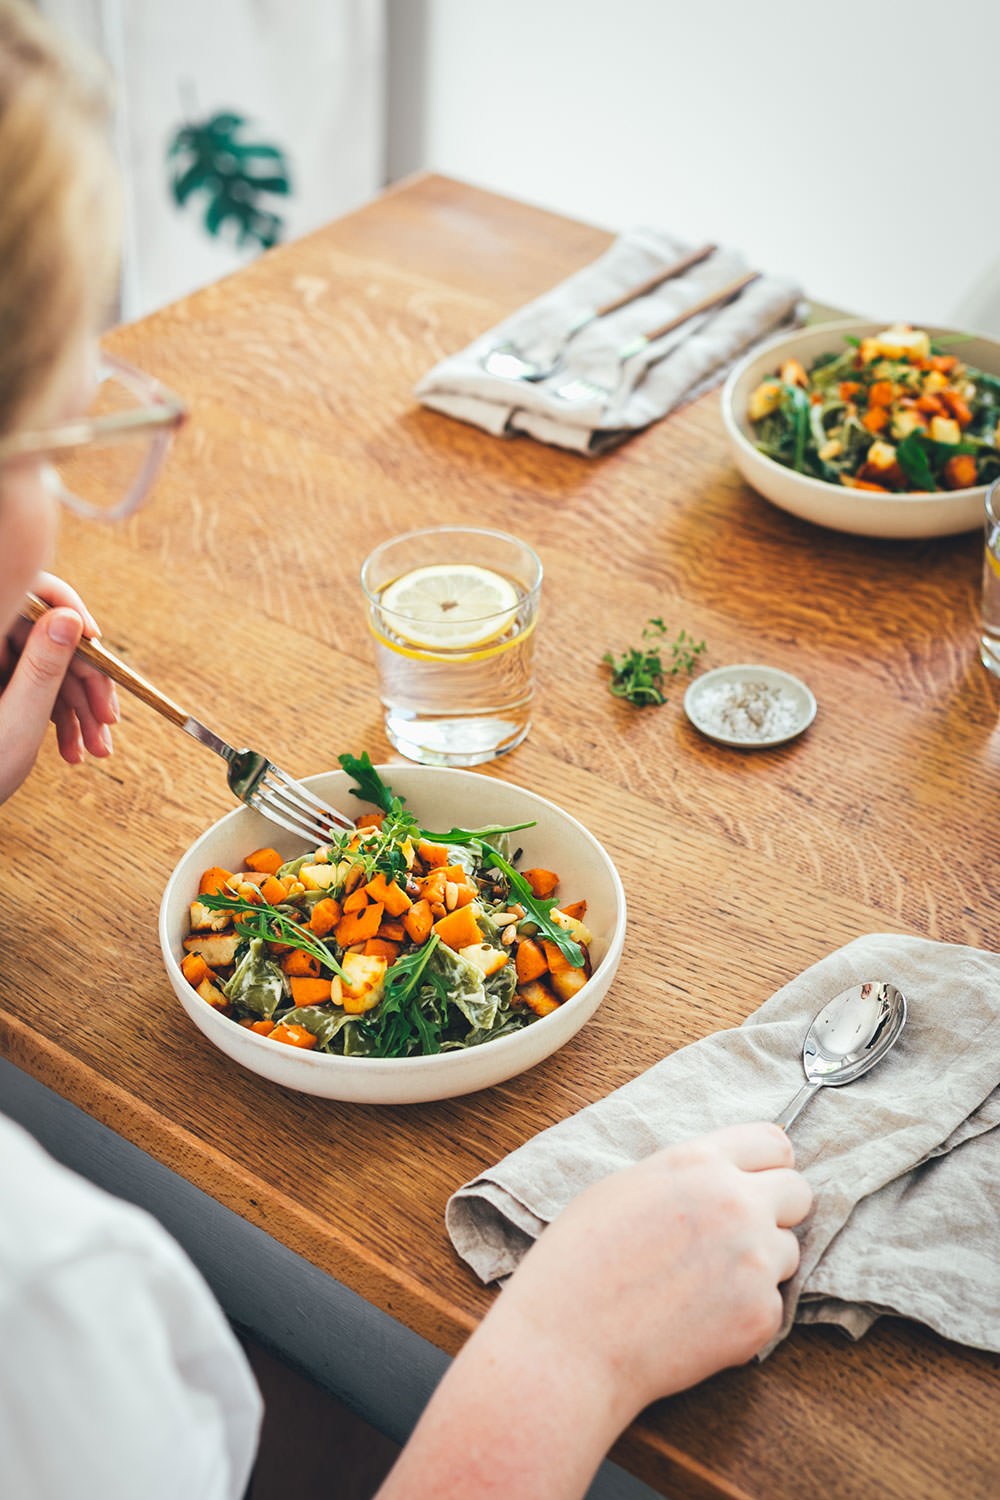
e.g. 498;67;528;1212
415;228;804;455
446;933;1000;1356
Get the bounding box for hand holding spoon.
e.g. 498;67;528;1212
774;980;907;1130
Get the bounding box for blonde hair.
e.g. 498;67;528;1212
0;0;118;436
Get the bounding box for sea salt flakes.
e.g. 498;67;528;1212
694;679;802;742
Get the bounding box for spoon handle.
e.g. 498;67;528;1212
774;1080;822;1131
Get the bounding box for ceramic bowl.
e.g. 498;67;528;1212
720;319;1000;538
159;766;626;1104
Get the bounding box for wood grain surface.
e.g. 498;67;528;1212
2;173;999;1500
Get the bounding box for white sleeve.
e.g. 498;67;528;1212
0;1122;262;1500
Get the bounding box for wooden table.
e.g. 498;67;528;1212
2;173;998;1500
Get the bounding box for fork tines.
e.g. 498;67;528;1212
254;765;356;848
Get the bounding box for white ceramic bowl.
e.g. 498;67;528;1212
159;766;626;1104
721;319;1000;538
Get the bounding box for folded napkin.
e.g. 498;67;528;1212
415;229;803;455
447;934;1000;1356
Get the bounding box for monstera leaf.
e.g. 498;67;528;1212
168;111;291;250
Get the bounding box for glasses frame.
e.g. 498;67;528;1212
0;351;187;520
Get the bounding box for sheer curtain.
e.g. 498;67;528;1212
39;0;386;318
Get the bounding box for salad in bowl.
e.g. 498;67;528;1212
160;757;626;1102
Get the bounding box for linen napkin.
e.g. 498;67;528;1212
446;933;1000;1356
415;229;803;455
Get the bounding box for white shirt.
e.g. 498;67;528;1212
0;1113;262;1500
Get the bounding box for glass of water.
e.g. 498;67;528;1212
982;480;1000;678
361;526;543;766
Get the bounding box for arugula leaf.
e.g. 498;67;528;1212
360;934;444;1056
473;843;584;967
603;619;706;707
896;430;937;490
418;821;536;847
338;751;397;814
198;891;348;980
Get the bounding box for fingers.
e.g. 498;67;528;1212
0;609;85;799
775;1227;802;1284
31;571;101;637
759;1166;813;1228
702;1121;795;1172
54;668;115;756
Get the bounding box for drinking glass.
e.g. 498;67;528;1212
981;480;1000;678
361;527;542;766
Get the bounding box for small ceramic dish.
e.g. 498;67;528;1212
684;664;817;749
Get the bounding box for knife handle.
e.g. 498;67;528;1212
593;242;717;318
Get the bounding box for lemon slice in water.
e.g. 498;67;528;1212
379;564;519;650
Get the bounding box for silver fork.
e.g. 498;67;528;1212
21;593;354;846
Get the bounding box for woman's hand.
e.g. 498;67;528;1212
0;572;118;803
377;1122;812;1500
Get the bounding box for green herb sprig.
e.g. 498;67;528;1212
603;619;706;706
336;755;583;966
198;891;349;981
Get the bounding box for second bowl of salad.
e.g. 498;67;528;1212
721;319;1000;537
159;758;626;1103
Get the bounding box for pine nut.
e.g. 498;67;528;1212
445;881;458;911
501;926;517;945
492;910;519;926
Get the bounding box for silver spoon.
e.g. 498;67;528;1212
774;980;907;1130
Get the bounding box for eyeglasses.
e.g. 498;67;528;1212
0;351;187;521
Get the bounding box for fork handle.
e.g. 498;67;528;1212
20;592;190;728
593;242;717;318
623;270;762;353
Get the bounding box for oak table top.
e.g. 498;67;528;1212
3;173;999;1500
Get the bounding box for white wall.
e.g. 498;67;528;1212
387;0;1000;331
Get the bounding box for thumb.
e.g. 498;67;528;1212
0;608;83;801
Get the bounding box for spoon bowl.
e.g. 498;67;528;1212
774;980;907;1130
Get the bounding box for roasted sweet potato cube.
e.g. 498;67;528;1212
335;902;384;947
180;952;210;987
259;875;287;905
288;977;332;1006
514;938;548;984
355;812;385;830
378;918;406;942
281;949;322;978
559;900;587;921
342;886;370;914
364;937;401;963
364;871;412;916
432;904;483;951
270;1023;317;1049
402;899;433;945
521;868;559;898
198;866;234;897
244;847;284;875
519;979;560;1017
308;898;341;937
417;840;450;868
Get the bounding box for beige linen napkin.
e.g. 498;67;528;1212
446;934;1000;1355
415;229;803;455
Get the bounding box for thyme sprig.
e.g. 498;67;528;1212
603;618;706;706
